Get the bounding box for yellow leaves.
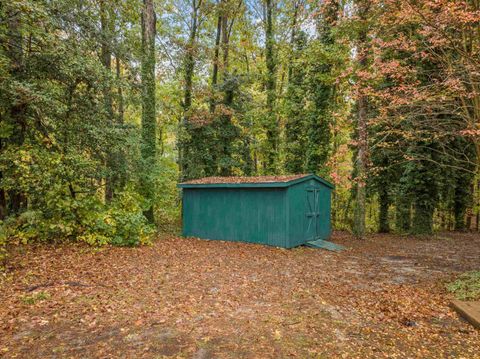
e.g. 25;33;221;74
273;329;282;340
104;215;114;226
78;233;110;246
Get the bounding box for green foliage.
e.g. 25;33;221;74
152;158;181;230
78;189;155;247
284;29;339;177
447;271;480;301
2;188;154;247
21;291;51;305
0;145;154;246
0;0;165;250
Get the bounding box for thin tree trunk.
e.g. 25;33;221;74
221;15;229;75
116;56;124;125
287;1;299;81
353;0;370;239
0;139;5;219
395;192;411;232
115;55;127;189
183;1;198;114
5;7;27;215
100;0;115;202
215;0;242;176
140;0;157;223
218;3;234;176
179;0;201;180
264;0;278;174
378;189;390;233
210;9;222;113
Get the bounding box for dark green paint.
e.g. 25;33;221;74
179;174;333;248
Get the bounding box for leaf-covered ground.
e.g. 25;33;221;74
1;232;479;358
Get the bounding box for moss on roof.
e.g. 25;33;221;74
180;174;309;185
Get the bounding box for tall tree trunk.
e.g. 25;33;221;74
354;97;367;238
221;13;230;75
140;0;157;223
353;0;370;238
115;54;127;189
4;7;27;215
412;202;434;234
378;188;390;233
183;2;198;116
210;9;222;113
116;56;124;125
100;0;115;202
395;192;411;232
179;0;201;180
0;138;6;219
264;0;278;174
217;3;235;176
304;0;339;174
287;1;299;81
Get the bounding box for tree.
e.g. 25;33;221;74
263;0;278;173
179;0;204;180
352;0;371;238
99;0;117;202
0;0;157;246
304;0;338;175
283;1;338;176
140;0;157;223
215;0;242;176
2;5;27;216
368;0;479;234
284;31;309;174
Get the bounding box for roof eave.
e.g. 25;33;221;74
177;182;292;189
177;174;335;189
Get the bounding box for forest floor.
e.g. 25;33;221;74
0;232;479;358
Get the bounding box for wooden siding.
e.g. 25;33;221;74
182;188;288;247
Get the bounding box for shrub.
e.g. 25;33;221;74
87;189;155;247
152;158;181;230
0;146;154;247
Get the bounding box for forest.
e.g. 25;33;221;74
1;1;480;357
1;0;479;247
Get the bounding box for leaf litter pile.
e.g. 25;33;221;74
1;232;479;358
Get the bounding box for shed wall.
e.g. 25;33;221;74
183;188;288;247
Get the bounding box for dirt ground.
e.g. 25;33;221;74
0;232;479;358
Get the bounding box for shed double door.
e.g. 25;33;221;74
305;187;328;241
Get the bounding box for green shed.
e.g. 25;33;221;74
178;174;334;248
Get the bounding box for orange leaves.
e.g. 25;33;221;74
1;233;480;357
367;0;480;141
460;129;480;138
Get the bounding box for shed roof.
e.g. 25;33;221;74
178;173;334;189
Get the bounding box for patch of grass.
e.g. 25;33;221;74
21;291;51;305
447;271;480;301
